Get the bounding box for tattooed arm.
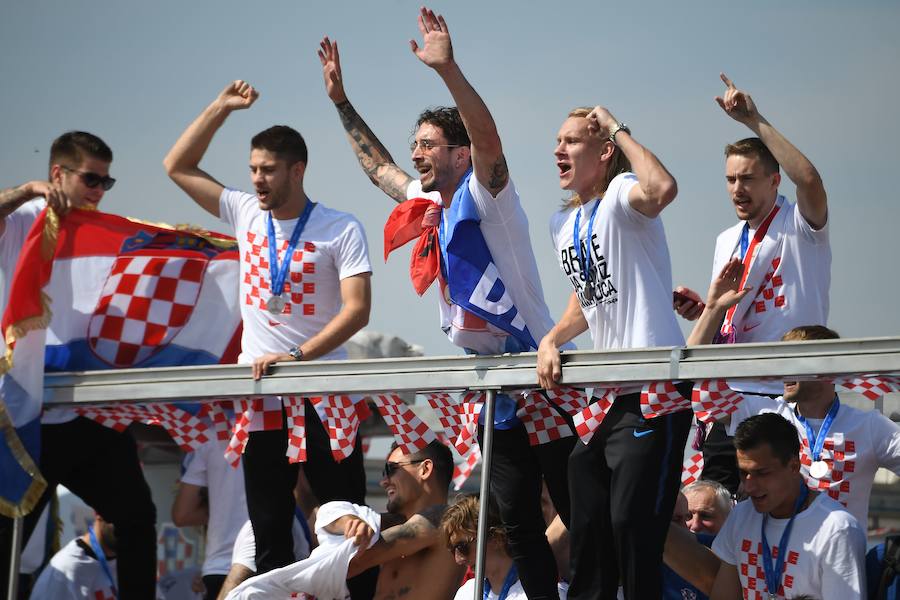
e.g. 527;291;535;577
410;7;508;196
345;506;446;577
318;37;413;204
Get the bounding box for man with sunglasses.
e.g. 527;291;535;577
0;131;159;599
319;9;573;600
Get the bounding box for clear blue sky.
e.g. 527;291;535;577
3;0;898;355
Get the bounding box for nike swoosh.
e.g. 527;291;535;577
267;320;282;327
742;323;761;332
633;429;654;438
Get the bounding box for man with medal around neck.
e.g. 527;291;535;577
164;81;374;590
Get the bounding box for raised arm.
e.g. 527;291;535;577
0;181;66;238
537;292;589;390
586;106;677;218
163;80;259;217
716;73;827;229
686;257;752;346
410;8;508;196
318;37;413;204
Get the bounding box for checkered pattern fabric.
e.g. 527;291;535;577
196;400;233;443
87;255;205;367
243;232;318;315
157;524;195;577
425;392;467;443
738;538;799;599
452;444;481;491
572;388;618;445
640;381;692;419
751;256;787;316
372;394;436;454
517;391;573;446
692;379;745;424
455;392;484;455
681;450;705;486
799;433;855;508
225;397;257;467
76;403;209;452
834;375;900;401
312;395;360;462
284;396;307;464
542;386;589;417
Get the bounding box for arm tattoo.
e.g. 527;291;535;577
0;184;34;221
334;100;413;203
488;154;509;195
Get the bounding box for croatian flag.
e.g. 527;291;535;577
0;208;242;517
442;171;536;351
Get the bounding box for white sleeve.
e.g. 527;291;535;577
466;174;520;224
818;518;867;599
334;218;372;280
871;411;900;475
725;394;783;436
711;508;739;566
179;440;209;486
218;188;255;230
608;173;653;227
792;199;829;244
28;566;80;600
231;520;257;571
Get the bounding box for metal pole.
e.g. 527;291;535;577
6;517;23;600
473;389;497;600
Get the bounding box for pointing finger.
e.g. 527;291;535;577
720;72;735;89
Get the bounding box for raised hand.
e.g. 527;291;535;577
714;73;759;125
706;257;752;311
318;36;348;104
28;180;72;215
216;80;259;112
585;106;619;138
409;6;453;71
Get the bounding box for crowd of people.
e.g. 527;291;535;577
1;6;899;600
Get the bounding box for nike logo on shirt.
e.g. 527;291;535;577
633;429;653;438
742;322;761;332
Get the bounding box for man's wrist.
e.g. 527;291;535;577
288;346;305;361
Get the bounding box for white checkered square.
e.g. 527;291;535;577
425;392;466;442
372;394;436;454
312;395;360;462
76;403;209;451
455;392;484;455
284;395;307;464
243;232;317;315
681;450;704;486
542;386;589;417
834;375;900;401
225;397;257;467
572;388;617;444
692;379;744;423
641;381;691;419
452;444;481;491
517;392;573;446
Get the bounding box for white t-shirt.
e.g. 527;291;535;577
231;518;311;572
219;189;372;363
453;577;569;600
180;436;249;576
549;173;684;352
726;394;900;525
712;494;866;599
28;538;118;600
406;176;562;355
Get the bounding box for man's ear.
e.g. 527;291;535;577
419;458;435;481
599;140;616;163
291;161;307;183
49;164;63;185
454;146;471;170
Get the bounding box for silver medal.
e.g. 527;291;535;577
583;283;594;302
266;295;286;315
809;460;829;479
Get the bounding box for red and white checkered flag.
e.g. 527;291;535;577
692;380;744;424
197;401;233;443
372;394;436;454
517;391;573;446
425;392;467;443
455;392;484;455
452;444;481;490
284;395;307;464
834;375;900;401
225;397;257;467
682;450;704;486
641;381;691;419
312;395;360;462
543;386;589;417
76;403;209;452
572;388;618;445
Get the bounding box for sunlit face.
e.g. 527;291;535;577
737;443;800;517
684;487;728;535
724;154;780;225
51;155;112;209
249;148;301;213
782;379;834;407
671;492;690;529
554;116;610;200
379;447;425;514
411;123;466;195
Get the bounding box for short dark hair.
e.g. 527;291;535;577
49;131;113;172
251;125;308;165
724;137;779;175
391;439;454;490
734;413;800;465
781;325;840;342
414;107;470;148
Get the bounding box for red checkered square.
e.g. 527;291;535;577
426;392;467;442
799;432;855;508
243;230;317;314
225;397;258;467
517;392;573;446
197;401;233;443
76;403;209;452
452;444;481;491
692;380;744;423
312;395;360;462
641;381;691;419
738;539;798;599
834;375;900;401
543;386;589;417
572;388;618;444
682;450;705;486
88;256;205;367
284;395;307;464
372;394;436;454
455;392;485;455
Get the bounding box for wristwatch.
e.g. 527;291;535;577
608;122;630;145
288;346;304;361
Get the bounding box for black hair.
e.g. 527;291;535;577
251;125;308;165
734;413;800;465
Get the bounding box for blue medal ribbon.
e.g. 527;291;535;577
266;200;316;300
739;223;750;260
88;526;118;600
483;563;518;600
573;198;601;289
795;395;840;468
761;482;809;598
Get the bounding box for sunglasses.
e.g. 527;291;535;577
62;166;116;191
382;459;426;478
409;139;462;153
449;539;474;555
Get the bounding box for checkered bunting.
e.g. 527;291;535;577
284;396;307;464
76;403;209;452
834;375;900;401
312;395;360;462
371;394;436;454
88;255;206;367
225;397;257;467
691;379;745;424
425;393;467;443
681;450;705;486
640;381;692;419
517;391;573;446
196;400;233;443
455;392;484;455
572;388;619;445
452;444;482;490
542;386;590;417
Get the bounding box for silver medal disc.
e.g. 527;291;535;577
583;284;594;302
809;460;829;479
267;295;286;315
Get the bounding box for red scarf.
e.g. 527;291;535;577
383;198;442;296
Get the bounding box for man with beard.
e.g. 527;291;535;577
164;82;374;594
